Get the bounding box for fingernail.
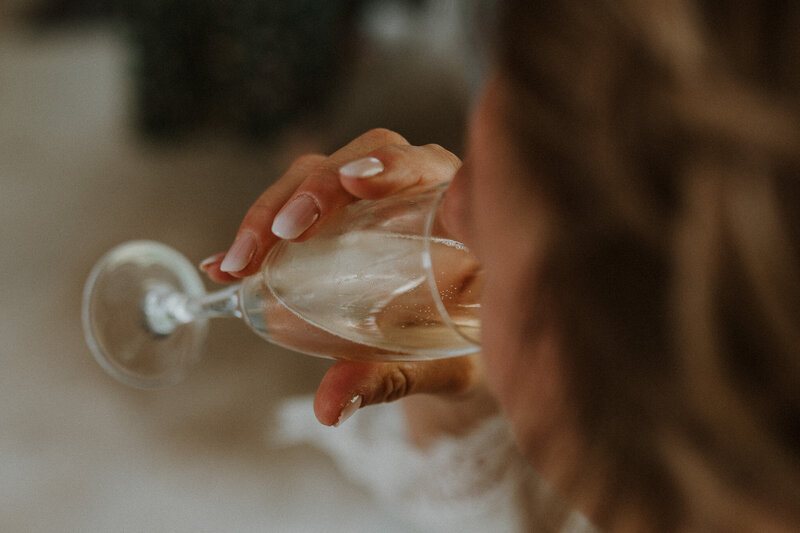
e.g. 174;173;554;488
271;195;320;240
339;157;384;178
220;232;258;273
334;395;362;427
199;252;226;272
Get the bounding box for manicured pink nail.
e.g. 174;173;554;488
271;195;320;240
334;395;362;427
199;252;226;272
220;232;258;272
339;157;383;178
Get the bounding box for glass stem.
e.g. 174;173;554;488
143;283;242;335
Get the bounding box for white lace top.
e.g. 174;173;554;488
274;397;597;533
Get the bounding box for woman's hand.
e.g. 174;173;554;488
201;129;494;436
202;128;461;282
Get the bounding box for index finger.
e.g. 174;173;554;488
222;128;410;278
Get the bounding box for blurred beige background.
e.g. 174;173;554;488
0;2;471;531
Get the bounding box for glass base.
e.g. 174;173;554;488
82;241;207;389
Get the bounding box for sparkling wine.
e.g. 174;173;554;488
240;230;481;360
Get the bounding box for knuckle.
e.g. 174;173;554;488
422;143;461;170
245;202;274;221
379;366;415;403
304;165;343;191
363;127;407;147
375;143;406;164
289;153;327;173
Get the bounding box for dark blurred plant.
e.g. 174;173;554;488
28;0;423;141
124;0;370;140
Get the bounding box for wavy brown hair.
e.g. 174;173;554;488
496;1;800;530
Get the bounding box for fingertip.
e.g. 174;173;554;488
200;252;239;283
270;194;321;240
339;164;400;201
203;262;241;284
219;231;258;273
314;361;376;426
339;144;456;200
223;255;265;278
339;177;396;200
339;157;384;179
314;391;357;427
199;252;226;272
217;229;278;279
338;151;400;200
334;395;362;427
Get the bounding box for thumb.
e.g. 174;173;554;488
313;356;482;427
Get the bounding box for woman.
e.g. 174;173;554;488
201;1;800;531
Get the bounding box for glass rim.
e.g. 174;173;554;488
422;182;482;349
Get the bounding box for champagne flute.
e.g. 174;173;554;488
82;183;482;389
